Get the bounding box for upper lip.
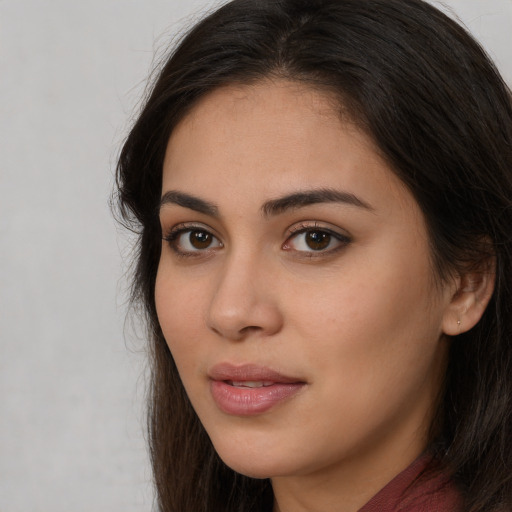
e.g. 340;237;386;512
208;363;304;383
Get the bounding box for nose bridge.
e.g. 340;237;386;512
207;246;282;340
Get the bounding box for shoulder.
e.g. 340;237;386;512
358;455;463;512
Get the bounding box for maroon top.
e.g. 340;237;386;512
358;456;463;512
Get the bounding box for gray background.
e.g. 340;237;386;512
1;1;511;511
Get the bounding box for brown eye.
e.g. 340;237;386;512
284;226;350;255
304;231;331;251
189;230;213;249
165;226;223;254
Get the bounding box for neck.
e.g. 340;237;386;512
271;423;428;512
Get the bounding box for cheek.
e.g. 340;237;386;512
154;268;207;374
283;268;445;453
284;246;444;388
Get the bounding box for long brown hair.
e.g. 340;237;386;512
115;1;512;510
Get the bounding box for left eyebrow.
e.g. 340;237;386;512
159;190;219;217
261;188;374;217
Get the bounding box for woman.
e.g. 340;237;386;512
115;0;512;510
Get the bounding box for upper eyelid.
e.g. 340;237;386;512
285;221;351;239
162;221;220;238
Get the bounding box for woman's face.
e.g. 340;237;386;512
155;81;455;487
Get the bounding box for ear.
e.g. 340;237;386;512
441;258;495;336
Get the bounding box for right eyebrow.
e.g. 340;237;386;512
159;190;219;217
261;188;374;217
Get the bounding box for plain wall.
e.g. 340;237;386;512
0;1;510;510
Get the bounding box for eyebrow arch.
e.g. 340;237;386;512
160;190;219;217
261;188;373;217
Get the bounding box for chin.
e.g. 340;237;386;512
211;440;296;479
221;459;288;480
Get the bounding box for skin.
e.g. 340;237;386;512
154;80;477;512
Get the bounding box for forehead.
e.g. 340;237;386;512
162;80;414;217
165;81;345;167
181;79;343;126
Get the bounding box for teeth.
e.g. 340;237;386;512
230;380;274;388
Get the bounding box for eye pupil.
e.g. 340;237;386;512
190;230;212;249
306;231;330;250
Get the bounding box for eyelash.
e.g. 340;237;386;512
163;223;223;258
162;222;351;258
283;222;351;257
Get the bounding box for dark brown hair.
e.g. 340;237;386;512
115;1;512;510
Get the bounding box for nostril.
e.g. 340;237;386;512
239;325;263;335
210;324;262;341
241;325;262;332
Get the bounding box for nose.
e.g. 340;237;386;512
206;252;284;341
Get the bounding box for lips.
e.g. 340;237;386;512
227;380;275;388
208;363;306;415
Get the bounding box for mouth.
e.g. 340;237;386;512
208;363;306;416
226;380;275;388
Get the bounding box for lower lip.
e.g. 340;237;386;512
210;380;305;415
